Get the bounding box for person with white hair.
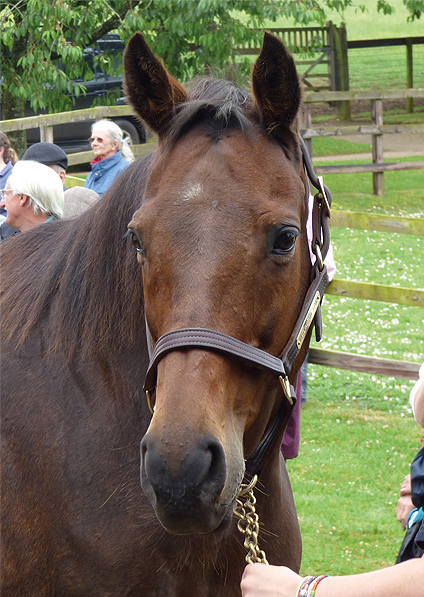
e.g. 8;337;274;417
84;119;134;197
0;160;64;235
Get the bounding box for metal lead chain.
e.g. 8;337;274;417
234;475;269;565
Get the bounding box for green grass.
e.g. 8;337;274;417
288;404;422;575
264;0;424;40
311;137;372;156
280;162;424;576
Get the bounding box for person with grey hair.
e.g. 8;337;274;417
84;119;134;197
0;160;64;236
63;186;100;219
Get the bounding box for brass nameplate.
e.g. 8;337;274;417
296;291;321;350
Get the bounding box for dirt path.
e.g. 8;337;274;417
309;99;424;160
312;132;424;161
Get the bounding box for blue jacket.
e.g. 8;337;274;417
84;151;129;196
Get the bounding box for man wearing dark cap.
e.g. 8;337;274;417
0;142;68;241
21;142;68;186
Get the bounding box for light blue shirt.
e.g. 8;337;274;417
84;151;129;197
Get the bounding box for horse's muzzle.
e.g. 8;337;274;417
140;433;234;534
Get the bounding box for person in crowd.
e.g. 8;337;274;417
63;186;100;219
241;367;424;597
0;132;19;226
84;119;133;197
0;160;64;235
396;364;424;559
411;364;424;427
0;141;69;240
396;435;424;533
397;472;418;531
240;557;424;597
21;141;68;186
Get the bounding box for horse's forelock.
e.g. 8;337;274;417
163;76;301;162
166;77;256;144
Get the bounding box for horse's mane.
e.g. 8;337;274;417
0;155;152;360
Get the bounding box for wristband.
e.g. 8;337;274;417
297;575;329;597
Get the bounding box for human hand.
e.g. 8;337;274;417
240;563;301;597
400;474;412;496
396;495;415;530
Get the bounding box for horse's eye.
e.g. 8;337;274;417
270;227;299;256
128;230;145;256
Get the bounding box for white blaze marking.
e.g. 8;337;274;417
180;182;203;202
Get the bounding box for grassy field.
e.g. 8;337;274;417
258;0;424;91
281;154;424;576
264;0;424;40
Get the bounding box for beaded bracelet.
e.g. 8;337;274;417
296;574;329;597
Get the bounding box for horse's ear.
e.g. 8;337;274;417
123;33;187;135
252;32;301;146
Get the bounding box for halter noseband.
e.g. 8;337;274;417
143;137;332;476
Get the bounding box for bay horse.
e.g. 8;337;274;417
0;33;331;596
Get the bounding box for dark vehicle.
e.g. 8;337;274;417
25;35;146;153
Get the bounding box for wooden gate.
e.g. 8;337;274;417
234;26;332;92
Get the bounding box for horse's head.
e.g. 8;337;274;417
125;33;314;535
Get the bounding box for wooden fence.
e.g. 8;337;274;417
3;89;423;192
301;88;424;196
347;36;424;114
234;26;424;117
310;209;423;380
1;100;422;380
235;26;331;92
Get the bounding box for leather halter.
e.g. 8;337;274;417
143;137;332;476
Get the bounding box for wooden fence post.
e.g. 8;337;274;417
40;125;54;143
327;21;351;120
406;39;414;113
371;99;384;196
300;105;312;158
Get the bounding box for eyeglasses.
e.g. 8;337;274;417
0;188;13;200
88;136;105;144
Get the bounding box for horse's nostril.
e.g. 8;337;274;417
141;434;226;504
181;435;226;491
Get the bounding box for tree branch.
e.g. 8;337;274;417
87;0;144;46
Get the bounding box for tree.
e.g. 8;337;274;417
1;0;422;123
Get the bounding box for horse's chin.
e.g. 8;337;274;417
141;470;241;535
153;496;237;535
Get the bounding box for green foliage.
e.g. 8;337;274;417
1;0;422;119
403;0;424;18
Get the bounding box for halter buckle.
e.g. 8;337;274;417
314;242;324;272
146;389;155;415
279;375;293;405
317;176;331;218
